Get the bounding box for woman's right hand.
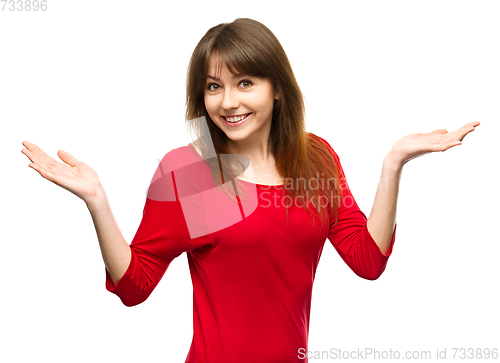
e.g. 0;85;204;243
21;141;104;204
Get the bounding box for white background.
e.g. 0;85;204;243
2;1;499;362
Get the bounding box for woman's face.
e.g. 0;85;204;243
204;55;279;147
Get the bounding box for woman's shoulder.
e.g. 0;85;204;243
156;143;200;172
306;132;341;164
307;132;334;151
146;143;210;202
307;131;327;143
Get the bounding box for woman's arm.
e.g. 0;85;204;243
366;155;401;255
366;153;403;255
86;188;132;286
366;121;480;254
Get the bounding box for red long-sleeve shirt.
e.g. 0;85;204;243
105;134;396;362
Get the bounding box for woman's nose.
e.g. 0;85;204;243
221;89;240;110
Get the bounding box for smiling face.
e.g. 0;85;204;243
204;54;279;151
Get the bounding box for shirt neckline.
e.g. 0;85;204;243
187;143;284;188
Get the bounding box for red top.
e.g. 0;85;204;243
105;134;396;362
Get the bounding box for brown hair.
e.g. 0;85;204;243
185;18;344;228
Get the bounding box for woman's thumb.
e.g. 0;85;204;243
58;149;79;167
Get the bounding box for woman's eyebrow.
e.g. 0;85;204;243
206;74;249;81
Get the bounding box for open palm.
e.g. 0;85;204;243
389;121;481;166
21;141;103;202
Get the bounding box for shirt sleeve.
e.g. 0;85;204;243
105;198;210;306
105;147;211;307
315;135;396;280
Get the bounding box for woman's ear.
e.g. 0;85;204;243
275;87;281;100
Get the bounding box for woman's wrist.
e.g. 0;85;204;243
383;150;405;173
85;185;108;212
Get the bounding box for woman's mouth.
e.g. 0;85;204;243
221;113;252;127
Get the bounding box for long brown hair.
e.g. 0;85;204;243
185;18;344;228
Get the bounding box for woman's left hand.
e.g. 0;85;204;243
387;121;481;168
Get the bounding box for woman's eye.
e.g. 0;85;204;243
207;81;251;91
240;80;252;88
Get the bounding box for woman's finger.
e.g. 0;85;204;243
57;150;79;167
21;147;37;164
443;122;477;142
429;129;448;135
21;142;42;164
456;125;477;141
22;141;62;182
21;148;51;175
27;159;56;182
22;141;58;166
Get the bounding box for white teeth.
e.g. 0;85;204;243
224;114;249;122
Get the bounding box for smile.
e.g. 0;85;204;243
221;113;252;126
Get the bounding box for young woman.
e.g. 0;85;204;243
21;18;479;362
